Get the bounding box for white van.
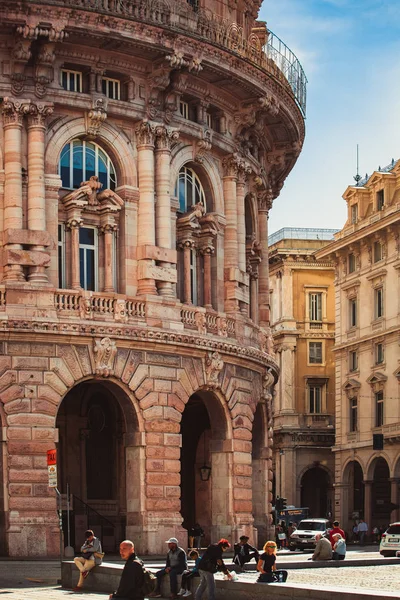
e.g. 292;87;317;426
289;518;330;550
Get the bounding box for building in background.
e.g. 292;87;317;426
0;0;306;556
316;160;400;534
269;228;336;516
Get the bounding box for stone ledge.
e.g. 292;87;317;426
61;561;400;599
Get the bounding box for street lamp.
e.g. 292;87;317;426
199;430;211;481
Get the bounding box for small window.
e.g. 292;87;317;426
377;189;384;211
375;391;384;427
102;77;120;100
58;224;65;288
348;253;356;274
375;342;384;365
374;287;384;319
79;227;98;291
309;292;322;324
351;204;358;224
179;101;189;119
349;350;358;372
308;385;322;414
206;112;212;128
349;298;357;328
61;69;82;92
309;342;323;364
350;397;358;432
373;241;383;263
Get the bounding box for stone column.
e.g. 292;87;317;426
390;478;400;522
27;103;53;283
249;270;258;323
257;188;273;326
363;480;372;536
136;121;157;295
223;155;239;312
201;246;213;309
236;169;247;274
155;126;179;298
67;217;82;290
180;240;195;304
101;222;117;293
2;98;30;282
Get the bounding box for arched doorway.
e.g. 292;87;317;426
371;457;391;526
300;467;330;517
342;460;364;532
56;379;140;552
180;390;231;546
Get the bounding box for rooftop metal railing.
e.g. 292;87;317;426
6;0;307;115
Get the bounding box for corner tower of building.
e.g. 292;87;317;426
0;0;306;556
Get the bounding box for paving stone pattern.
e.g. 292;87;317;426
2;563;400;598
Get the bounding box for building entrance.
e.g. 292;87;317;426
56;380;133;551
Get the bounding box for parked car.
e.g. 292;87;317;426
380;522;400;556
289;518;330;551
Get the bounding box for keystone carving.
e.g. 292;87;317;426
205;351;224;389
86;97;107;137
93;337;117;377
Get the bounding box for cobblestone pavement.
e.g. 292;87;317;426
1;556;400;598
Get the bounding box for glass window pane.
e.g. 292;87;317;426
86;249;95;291
73;145;83;188
179;178;186;212
85;146;96;180
79;227;95;245
79;248;85;288
62;71;68;90
186;177;193;207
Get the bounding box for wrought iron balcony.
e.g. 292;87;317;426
9;0;307;115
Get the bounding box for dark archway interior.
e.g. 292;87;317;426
301;467;330;517
180;393;210;532
352;461;364;515
56;380;131;551
0;426;5;556
372;457;391;523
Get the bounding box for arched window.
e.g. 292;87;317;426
59;140;117;190
175;166;206;213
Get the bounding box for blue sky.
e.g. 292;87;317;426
259;0;400;235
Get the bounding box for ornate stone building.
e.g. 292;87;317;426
316;160;400;534
268;228;336;517
0;0;306;556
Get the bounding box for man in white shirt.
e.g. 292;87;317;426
357;520;368;545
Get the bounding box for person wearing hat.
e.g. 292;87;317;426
150;537;187;599
233;535;259;571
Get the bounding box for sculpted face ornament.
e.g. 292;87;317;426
93;337;117;377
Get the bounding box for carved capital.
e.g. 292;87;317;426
27;102;54;127
66;217;83;230
136;121;156;147
99;222;118;234
222;153;241;178
155;125;180;150
179;239;197;250
2;97;31;127
257;188;273;212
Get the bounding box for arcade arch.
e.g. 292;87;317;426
300;466;331;517
56;379;143;551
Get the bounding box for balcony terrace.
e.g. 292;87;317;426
10;0;307;115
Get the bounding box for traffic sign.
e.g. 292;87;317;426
48;464;57;488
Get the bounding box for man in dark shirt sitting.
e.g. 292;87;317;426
110;540;144;600
233;535;259;570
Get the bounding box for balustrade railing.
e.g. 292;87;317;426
55;290;146;321
12;0;306;115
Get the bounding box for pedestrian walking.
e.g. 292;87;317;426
357;519;368;545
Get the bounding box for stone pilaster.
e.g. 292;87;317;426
100;221;117;293
66;217;83;290
2;98;30;282
154;125;179;298
257;188;273;326
136;121;157;295
223;155;239;312
27;102;53;283
200;245;214;309
180;239;196;304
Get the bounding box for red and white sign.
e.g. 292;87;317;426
47;449;57;488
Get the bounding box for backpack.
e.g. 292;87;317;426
136;561;157;596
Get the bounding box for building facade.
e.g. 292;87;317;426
0;1;306;556
268;229;336;517
317;161;400;534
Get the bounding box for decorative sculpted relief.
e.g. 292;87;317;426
195;311;207;335
205;351;224;389
93;337;117;377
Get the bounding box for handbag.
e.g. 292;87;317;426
94;551;105;559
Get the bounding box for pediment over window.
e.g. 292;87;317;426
343;378;361;396
366;372;387;385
